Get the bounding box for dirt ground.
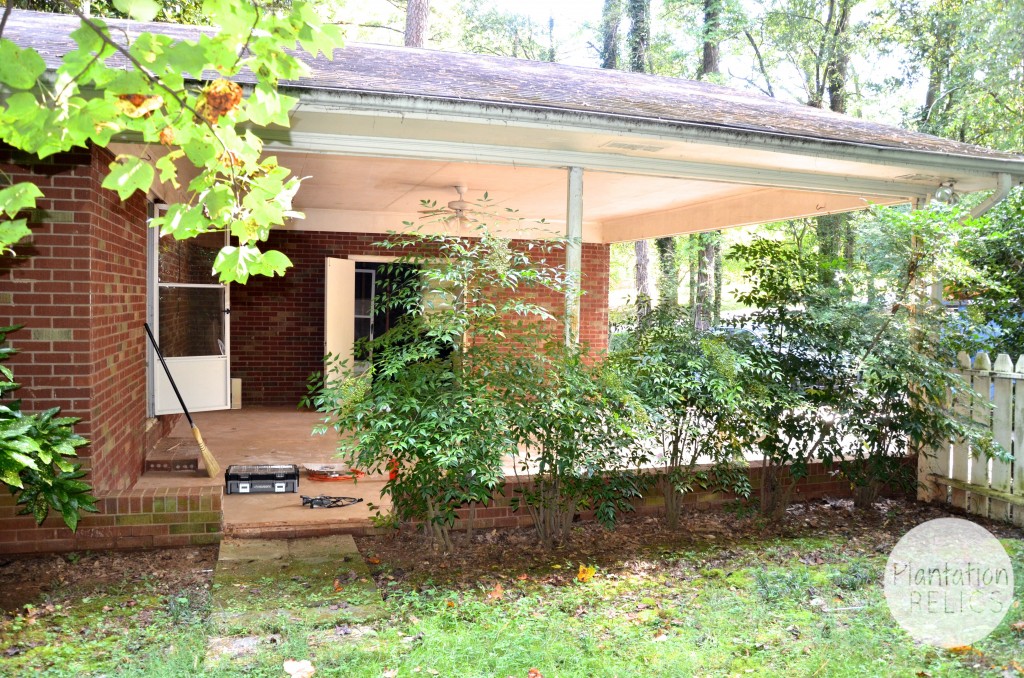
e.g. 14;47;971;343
2;498;1022;612
0;546;219;612
354;498;1024;592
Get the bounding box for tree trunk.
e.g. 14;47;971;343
404;0;430;48
599;0;621;69
692;233;714;330
626;0;650;73
655;236;678;308
825;0;852;114
816;213;842;285
635;239;653;316
712;233;723;324
697;0;721;79
688;234;697;311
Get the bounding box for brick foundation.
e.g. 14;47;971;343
230;231;611;407
444;460;891;531
0;486;221;555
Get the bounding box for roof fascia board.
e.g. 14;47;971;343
260;130;929;200
287;90;1024;181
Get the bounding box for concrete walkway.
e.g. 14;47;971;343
206;535;385;667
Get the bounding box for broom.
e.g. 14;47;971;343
144;323;221;478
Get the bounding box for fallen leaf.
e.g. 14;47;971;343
517;573;529;581
283;659;315;678
577;564;596;583
367;557;381;565
947;646;973;655
382;671;398;678
487;583;504;601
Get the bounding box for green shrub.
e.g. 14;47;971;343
1;325;94;530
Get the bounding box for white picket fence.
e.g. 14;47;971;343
920;351;1024;526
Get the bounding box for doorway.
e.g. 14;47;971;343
147;220;231;416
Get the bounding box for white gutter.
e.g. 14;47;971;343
969;173;1016;218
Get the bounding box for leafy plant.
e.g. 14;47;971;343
499;343;650;548
303;203;569;552
611;305;751;528
725;238;848;519
1;325;94;530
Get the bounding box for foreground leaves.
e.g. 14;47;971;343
0;0;344;282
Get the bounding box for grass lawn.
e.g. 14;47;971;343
1;499;1022;677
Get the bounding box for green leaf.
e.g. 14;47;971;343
0;39;46;90
0;219;32;253
60;504;80;532
101;156;155;200
154;152;182;189
257;250;293;277
113;0;160;22
0;183;43;219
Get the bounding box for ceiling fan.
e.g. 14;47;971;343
419;185;478;223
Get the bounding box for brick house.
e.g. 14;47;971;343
2;10;1022;554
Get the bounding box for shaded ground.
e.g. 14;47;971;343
0;498;1021;676
355;497;1024;593
0;546;218;611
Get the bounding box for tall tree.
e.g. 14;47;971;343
752;0;862;109
693;0;724;321
598;0;622;69
626;0;657;313
459;0;554;60
405;0;430;47
655;237;679;308
891;0;1024;151
626;0;650;72
697;0;722;79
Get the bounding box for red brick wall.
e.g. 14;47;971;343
1;145;151;493
0;486;221;554
230;230;611;406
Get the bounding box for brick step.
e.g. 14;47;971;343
144;437;200;472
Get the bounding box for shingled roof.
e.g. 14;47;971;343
6;9;1022;163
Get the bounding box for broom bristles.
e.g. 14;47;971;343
191;426;220;478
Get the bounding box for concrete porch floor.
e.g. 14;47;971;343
135;407;390;537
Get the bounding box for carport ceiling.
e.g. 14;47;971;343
281;152;746;221
278;152;904;243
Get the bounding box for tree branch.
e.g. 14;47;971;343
0;0;14;39
58;0;241;201
742;28;775;98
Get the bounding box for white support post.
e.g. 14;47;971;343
565;166;584;345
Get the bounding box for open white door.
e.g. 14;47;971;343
150;230;231;415
324;257;356;372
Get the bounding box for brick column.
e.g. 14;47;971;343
1;145;150;493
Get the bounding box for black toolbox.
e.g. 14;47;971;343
225;464;300;494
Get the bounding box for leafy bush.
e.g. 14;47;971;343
303;208;569;552
1;326;95;530
498;343;649;548
726;206;1006;515
610;305;751;528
